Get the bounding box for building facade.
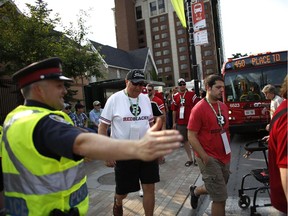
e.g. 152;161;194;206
114;0;224;87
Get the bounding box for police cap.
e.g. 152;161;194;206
12;57;73;88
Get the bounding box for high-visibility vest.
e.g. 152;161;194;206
1;105;88;216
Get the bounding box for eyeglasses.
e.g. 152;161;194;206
147;89;153;92
131;81;146;87
178;83;186;86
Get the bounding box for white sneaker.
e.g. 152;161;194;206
139;189;143;197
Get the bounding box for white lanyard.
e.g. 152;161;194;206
124;90;139;118
180;90;187;106
205;98;223;129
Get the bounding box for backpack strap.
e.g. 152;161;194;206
269;108;288;132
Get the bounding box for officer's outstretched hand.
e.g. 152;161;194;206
137;118;182;161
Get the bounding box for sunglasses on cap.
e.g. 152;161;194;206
131;81;146;87
178;83;186;86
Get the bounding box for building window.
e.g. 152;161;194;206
152;26;159;32
155;51;161;57
154;43;161;48
177;38;185;44
205;60;213;65
156;59;162;65
138;38;145;44
204;50;213;56
164;67;171;72
163;50;170;55
177;29;185;35
163;58;171;64
153;34;160;40
138;30;145;35
149;0;166;16
176;21;181;26
135;6;142;20
161;33;168;39
159;15;166;22
179;55;187;61
160;25;167;30
150;1;157;16
162;41;169;47
151;18;158;24
179;46;187;52
158;68;163;73
180;64;188;70
158;0;166;13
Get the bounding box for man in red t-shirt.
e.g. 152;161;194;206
171;78;199;167
146;84;166;130
187;75;231;215
268;75;287;214
146;84;166;166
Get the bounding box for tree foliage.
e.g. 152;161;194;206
0;0;102;82
232;53;248;59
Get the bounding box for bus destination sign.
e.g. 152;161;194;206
225;52;287;70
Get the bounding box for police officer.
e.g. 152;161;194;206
1;57;182;216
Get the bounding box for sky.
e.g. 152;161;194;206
13;0;288;59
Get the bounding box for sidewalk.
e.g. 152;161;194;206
84;147;200;216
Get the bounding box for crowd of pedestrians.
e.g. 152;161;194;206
0;58;182;216
0;56;286;216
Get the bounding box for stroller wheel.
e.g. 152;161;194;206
238;194;250;209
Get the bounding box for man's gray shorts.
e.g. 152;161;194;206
196;157;230;202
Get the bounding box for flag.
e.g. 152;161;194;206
170;0;186;28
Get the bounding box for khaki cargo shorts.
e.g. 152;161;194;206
196;157;230;202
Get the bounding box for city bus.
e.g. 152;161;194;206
221;50;287;133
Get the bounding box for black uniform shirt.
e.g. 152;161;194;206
26;100;83;161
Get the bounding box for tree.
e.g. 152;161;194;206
0;0;64;74
0;0;102;80
232;53;248;59
0;0;103;102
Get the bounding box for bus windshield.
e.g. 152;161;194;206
224;64;286;102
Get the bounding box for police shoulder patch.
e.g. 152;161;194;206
49;114;70;125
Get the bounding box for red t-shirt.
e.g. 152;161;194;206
268;99;287;213
151;95;165;116
171;90;199;125
187;99;231;164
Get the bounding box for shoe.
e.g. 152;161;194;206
193;159;198;166
185;161;193;167
139;189;143;197
113;197;123;216
190;185;199;209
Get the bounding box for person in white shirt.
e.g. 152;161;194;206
262;84;283;131
98;69;160;216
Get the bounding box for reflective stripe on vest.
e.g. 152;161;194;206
2;109;85;195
